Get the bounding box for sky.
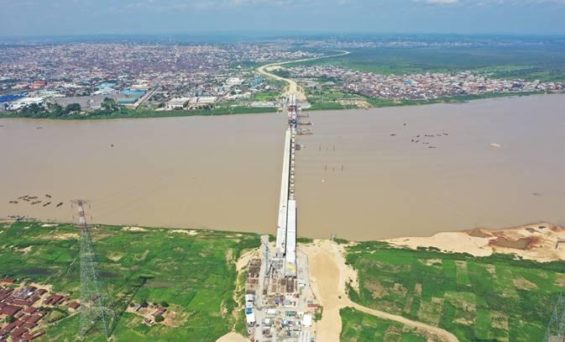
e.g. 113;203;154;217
0;0;564;37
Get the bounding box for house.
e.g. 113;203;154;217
1;304;21;317
68;302;80;310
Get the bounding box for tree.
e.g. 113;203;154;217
101;97;119;113
23;103;43;115
5;315;15;323
64;103;81;114
154;315;164;323
47;102;64;116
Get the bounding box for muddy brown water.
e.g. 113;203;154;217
1;94;565;240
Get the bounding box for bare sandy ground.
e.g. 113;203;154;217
237;248;259;272
385;222;565;262
302;240;346;341
215;332;248;342
302;240;458;342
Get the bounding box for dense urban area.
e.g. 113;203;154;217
0;42;316;115
1;38;564;117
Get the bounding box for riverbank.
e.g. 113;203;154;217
385;222;565;262
1;90;556;121
0;105;278;120
2;219;562;341
303;223;564;341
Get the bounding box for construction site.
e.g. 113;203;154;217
242;95;319;342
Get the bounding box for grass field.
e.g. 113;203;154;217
0;221;260;341
291;45;565;82
345;242;565;341
250;90;281;102
340;307;428;342
304;87;362;111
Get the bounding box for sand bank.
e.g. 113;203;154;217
385;222;565;262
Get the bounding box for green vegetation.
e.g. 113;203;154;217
0;105;277;120
0;221;260;341
297;237;314;244
364;91;539;108
250;90;281;102
0;98;277;120
305;87;360;111
346;241;565;341
340;307;428;342
292;45;565;81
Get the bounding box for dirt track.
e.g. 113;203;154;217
256;51;349;102
303;240;459;342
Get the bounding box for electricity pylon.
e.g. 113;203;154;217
72;200;114;339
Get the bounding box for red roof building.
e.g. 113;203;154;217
0;304;21;316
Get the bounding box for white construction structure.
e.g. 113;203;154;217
274;94;299;278
275;128;291;258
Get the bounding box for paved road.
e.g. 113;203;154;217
256;51;350;102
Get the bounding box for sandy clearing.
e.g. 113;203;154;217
40;232;79;240
237;249;258;272
387;232;492;257
385;223;565;262
302;240;344;341
304;239;459;342
122;226;147;232
169;229;198;236
215;332;248;342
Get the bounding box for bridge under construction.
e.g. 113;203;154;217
244;94;317;341
275;94;299;278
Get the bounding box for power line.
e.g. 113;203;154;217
72;199;114;339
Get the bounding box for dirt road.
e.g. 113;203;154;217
303;240;459;342
256;51;349;102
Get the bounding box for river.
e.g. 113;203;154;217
1;94;564;240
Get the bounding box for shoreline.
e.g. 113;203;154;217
3;217;563;263
1;91;561;121
385;222;565;263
